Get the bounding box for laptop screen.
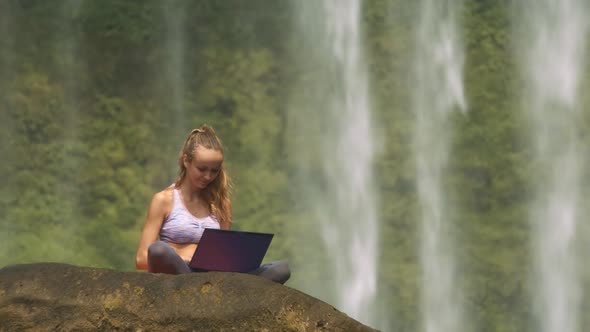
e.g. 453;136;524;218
188;229;273;273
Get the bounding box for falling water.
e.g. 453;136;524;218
0;2;12;87
0;2;13;106
0;0;14;227
290;0;380;328
163;0;186;137
413;1;466;332
517;1;589;331
58;0;84;131
56;0;85;218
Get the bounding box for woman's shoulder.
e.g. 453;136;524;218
151;186;175;210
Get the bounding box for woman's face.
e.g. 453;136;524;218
184;146;224;189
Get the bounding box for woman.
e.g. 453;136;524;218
135;125;290;284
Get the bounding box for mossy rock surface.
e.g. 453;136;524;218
0;263;378;331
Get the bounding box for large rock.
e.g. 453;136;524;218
0;263;377;331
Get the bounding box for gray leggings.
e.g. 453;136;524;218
148;241;291;284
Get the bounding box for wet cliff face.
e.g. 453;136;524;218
0;263;377;332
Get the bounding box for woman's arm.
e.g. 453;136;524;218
135;191;171;270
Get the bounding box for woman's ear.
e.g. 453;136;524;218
182;153;189;168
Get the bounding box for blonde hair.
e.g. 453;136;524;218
175;124;232;228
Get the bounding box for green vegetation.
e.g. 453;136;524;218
1;1;589;330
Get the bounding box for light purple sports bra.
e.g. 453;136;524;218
159;188;220;244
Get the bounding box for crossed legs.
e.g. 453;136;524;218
147;241;291;284
147;240;192;274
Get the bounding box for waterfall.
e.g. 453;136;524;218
58;0;84;133
163;0;187;138
56;0;85;210
0;2;13;88
290;0;381;328
0;0;14;217
413;1;466;331
517;1;589;331
0;2;14;108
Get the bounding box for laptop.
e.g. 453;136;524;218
188;228;274;272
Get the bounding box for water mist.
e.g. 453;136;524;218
163;0;187;137
413;1;466;331
517;1;589;331
290;0;381;328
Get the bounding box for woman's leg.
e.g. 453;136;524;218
248;261;291;284
147;241;192;274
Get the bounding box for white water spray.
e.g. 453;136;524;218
0;2;13;81
58;0;85;143
413;1;465;331
163;0;186;135
292;0;380;327
55;1;85;236
518;1;589;331
0;0;14;191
